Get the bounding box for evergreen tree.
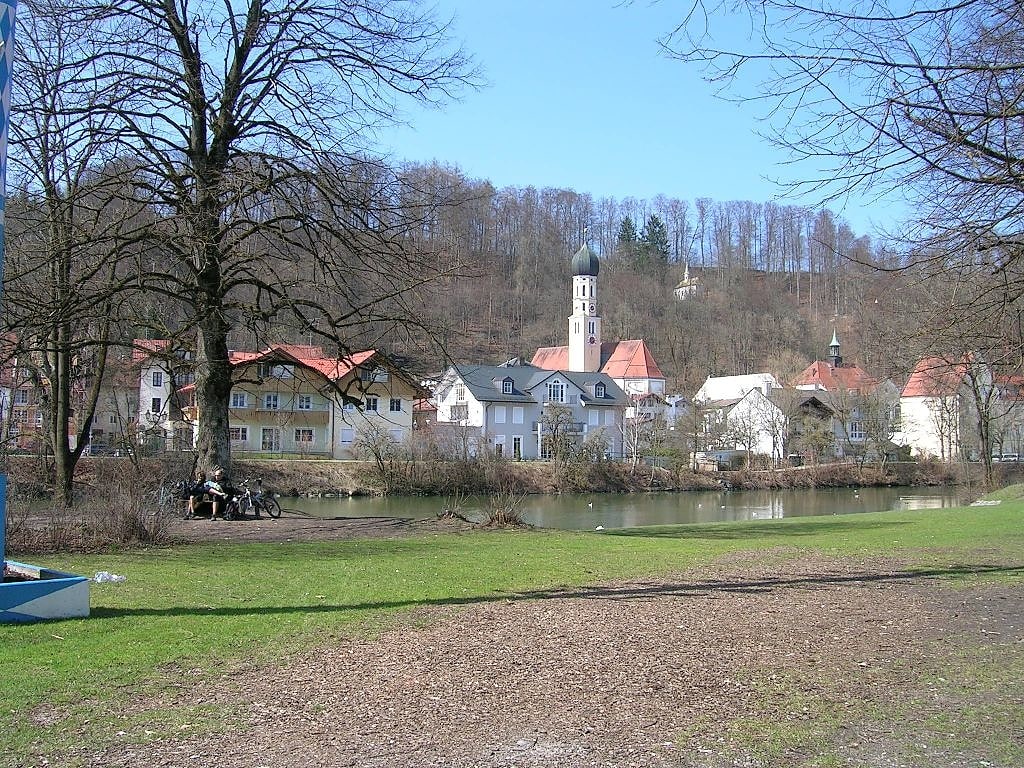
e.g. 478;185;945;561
641;214;671;263
617;215;638;244
615;215;639;260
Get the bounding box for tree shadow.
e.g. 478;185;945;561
89;563;1023;620
603;518;911;539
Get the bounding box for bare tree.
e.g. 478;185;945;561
63;0;476;475
3;0;140;504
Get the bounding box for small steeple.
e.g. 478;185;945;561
828;329;842;367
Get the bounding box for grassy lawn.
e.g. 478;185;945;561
2;501;1023;764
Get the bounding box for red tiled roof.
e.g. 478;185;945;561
230;344;377;382
792;360;878;392
530;345;569;370
531;339;665;381
131;338;169;361
600;339;665;380
902;356;969;397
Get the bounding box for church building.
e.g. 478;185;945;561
531;245;667;398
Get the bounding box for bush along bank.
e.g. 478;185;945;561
228;456;962;498
7;454;966;508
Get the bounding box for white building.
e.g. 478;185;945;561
898;355;988;460
433;362;629;459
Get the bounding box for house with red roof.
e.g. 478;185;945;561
791;331;902;460
136;341;427;459
897;354;988;460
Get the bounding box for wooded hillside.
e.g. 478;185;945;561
365;163;918;393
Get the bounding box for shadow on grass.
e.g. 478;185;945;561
604;518;911;539
89;562;1023;620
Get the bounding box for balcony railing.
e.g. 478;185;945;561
532;421;585;434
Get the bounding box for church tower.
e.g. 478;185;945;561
827;328;843;367
568;244;601;372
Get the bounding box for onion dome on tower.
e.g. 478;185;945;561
570;244;600;277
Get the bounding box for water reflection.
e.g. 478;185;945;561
282;486;961;531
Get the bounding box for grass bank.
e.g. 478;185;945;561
2;502;1023;764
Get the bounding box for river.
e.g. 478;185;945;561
280;486;964;531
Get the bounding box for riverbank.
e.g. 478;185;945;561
4;455;974;503
208;457;966;498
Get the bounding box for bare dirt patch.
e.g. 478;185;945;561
55;547;1023;768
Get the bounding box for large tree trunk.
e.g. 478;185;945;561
194;314;233;476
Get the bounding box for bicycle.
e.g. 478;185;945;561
235;477;282;519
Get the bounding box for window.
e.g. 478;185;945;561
389;398;402;412
365;396;379;412
512;406;524;424
14;390;28;405
850;421;865;441
259;363;293;379
389;428;403;442
13;411;26;423
229;426;249;442
450;404;468;421
502;378;513;394
360;367;389;382
34;412;43;427
294;428;314;443
589;410;600;426
230;392;247;408
150;397;162;414
109;414;117;425
152;371;163;387
595;383;606;398
297;395;312;410
604;410;615;426
512;436;522;459
264;393;279;410
546;380;565;403
494;437;504;457
343;401;356;412
494;405;506;424
261;427;280;451
341;428;354;444
588;321;596;335
454;384;466;402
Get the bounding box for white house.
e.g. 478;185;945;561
433;361;629;459
897;355;987;460
701;388;787;464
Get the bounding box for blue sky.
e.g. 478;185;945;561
374;0;899;236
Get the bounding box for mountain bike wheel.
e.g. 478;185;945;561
236;494;253;517
261;496;282;518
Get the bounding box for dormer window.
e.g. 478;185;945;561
595;382;606;398
501;378;513;395
546;380;565;403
